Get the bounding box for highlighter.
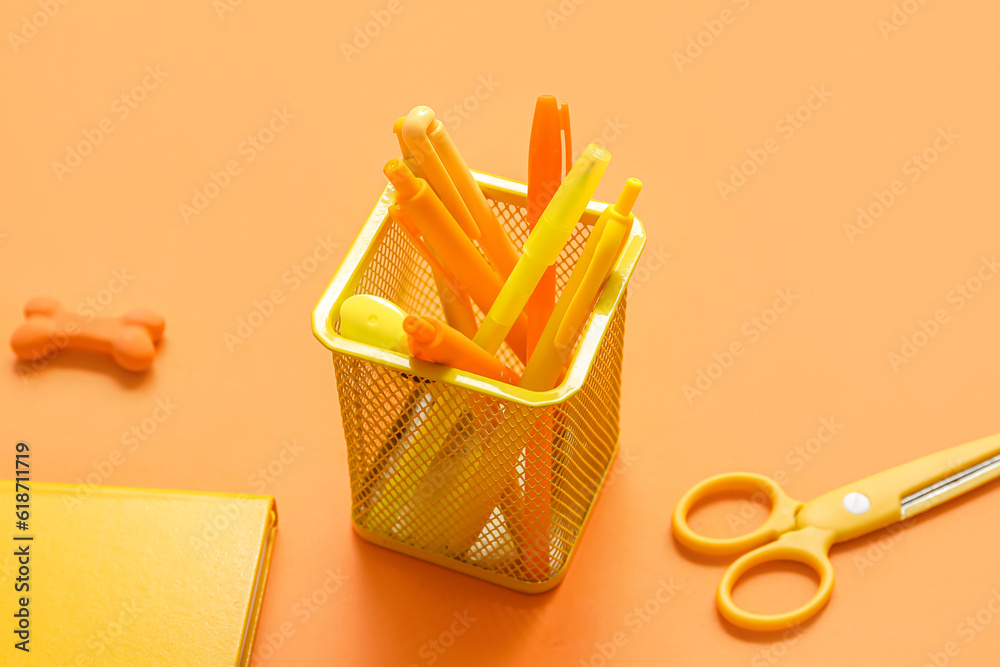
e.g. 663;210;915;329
473;144;611;357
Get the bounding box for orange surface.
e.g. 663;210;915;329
2;1;1000;665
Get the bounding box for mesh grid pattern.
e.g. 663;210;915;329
331;193;628;588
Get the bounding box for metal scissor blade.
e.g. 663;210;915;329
901;452;1000;519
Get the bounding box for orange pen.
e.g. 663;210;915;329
383;159;529;363
525;95;571;358
402;106;520;278
392;211;478;339
404;315;519;384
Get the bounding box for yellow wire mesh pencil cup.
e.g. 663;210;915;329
312;171;646;592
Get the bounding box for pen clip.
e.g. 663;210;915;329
559;102;572;177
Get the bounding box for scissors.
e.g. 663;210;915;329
672;433;1000;631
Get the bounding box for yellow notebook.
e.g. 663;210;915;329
0;481;277;666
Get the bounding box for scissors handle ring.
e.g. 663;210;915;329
716;526;837;631
672;472;801;556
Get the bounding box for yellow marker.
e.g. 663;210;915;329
520;178;641;391
473;144;611;356
672;432;1000;631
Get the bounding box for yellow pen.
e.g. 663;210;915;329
473;144;611;356
520;178;642;391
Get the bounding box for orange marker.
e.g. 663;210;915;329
404;315;520;385
383;159;528;363
525;95;571;358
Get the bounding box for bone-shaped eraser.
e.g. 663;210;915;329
10;297;165;372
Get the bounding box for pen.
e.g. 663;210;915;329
520;95;572;577
473;143;611;357
393;210;479;339
393;116;426;180
403;106;520;277
400;108;480;241
520;178;642;391
404;315;520;384
525;95;571;358
384;159;529;363
555;178;641;350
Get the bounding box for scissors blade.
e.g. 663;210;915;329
901;451;1000;519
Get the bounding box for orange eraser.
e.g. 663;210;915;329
10;296;165;372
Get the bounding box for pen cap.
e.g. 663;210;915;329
383;159;422;200
527;95;570;222
522;143;610;262
403;314;439;347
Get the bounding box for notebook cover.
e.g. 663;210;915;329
0;481;277;665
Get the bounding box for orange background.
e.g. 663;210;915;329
3;0;1000;665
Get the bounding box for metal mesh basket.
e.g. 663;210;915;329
312;171;646;592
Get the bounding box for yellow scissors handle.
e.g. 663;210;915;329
671;472;802;556
716;526;837;631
